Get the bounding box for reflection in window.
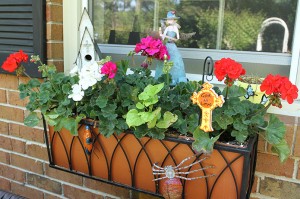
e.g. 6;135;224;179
92;0;297;53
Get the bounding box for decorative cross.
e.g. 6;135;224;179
191;82;224;132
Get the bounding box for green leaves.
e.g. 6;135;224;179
126;109;146;127
24;112;40;127
156;112;178;129
138;83;164;107
265;115;286;145
125;83;177;132
192;128;220;153
271;140;290;163
54;114;85;136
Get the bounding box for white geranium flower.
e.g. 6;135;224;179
78;61;103;90
79;72;97;90
70;63;79;77
68;84;84;101
90;61;103;81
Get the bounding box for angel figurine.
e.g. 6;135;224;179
155;11;193;85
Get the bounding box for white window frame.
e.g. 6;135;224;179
63;0;300;116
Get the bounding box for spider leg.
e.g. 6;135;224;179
175;174;215;181
173;154;199;169
175;165;214;175
152;176;167;181
152;169;165;173
153;163;164;170
176;156;210;171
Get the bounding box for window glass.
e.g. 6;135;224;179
92;0;297;53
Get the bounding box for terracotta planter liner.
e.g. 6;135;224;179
44;119;258;199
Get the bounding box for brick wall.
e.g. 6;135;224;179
0;1;300;199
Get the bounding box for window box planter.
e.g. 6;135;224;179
44;119;258;199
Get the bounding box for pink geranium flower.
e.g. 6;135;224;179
101;61;117;79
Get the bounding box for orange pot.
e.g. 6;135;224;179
47;122;257;199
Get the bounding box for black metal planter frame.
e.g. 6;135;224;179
43;118;258;199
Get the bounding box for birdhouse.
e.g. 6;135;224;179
76;7;101;71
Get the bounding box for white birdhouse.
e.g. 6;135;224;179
76;7;101;71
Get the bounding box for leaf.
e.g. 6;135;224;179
28;79;41;88
265;115;286;144
62;84;71;94
192;128;219;153
271;139;290;163
24;112;40;127
231;130;248;143
44;111;60;119
39;91;50;104
125;109;144;127
215;114;233;129
138;83;164;104
156;111;178;129
187;113;200;133
147;128;166;139
222;85;246;98
136;102;144;109
96;95;108;108
55;114;85;136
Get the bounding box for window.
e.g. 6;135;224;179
92;0;297;53
91;0;299;82
0;0;45;78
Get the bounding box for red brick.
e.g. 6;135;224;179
47;23;63;41
256;152;294;178
0;177;11;191
63;184;104;199
11;182;44;199
44;193;63;199
47;43;64;59
84;178;130;198
0;121;9;135
296;160;300;180
257;135;265;152
0;89;7;103
0;74;18;90
46;4;63;22
251;176;258;193
0;136;26;154
11;154;43;174
44;164;83;185
47;60;64;72
0;106;24;123
0;150;10;164
18;76;31;85
0;164;25;182
275;114;296;125
26;144;48;161
9;123;44;143
260;177;300;198
7;90;28;107
293;125;300;157
27;173;62;194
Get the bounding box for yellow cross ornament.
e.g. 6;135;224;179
191;82;225;132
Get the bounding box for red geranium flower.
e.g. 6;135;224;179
2;56;18;72
1;50;29;73
280;78;298;104
214;58;245;85
261;74;298;106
